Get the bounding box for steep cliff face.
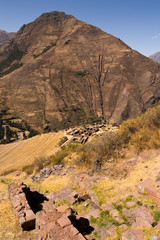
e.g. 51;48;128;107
0;11;160;131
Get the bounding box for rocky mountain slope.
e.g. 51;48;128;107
0;30;15;46
0;11;160;132
150;52;160;64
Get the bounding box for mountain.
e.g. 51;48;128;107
0;11;160;132
0;30;15;46
149;52;160;64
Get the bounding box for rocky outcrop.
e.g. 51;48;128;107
0;11;160;131
31;165;65;182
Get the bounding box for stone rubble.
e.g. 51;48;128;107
31;165;64;182
8;177;160;239
8;182;36;231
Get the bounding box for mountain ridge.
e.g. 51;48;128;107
0;11;160;132
0;29;15;46
150;51;160;64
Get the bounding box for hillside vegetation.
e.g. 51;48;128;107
50;104;160;171
0;105;160;177
1;105;160;239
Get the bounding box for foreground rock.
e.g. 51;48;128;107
36;200;86;240
8;182;46;230
8;177;160;239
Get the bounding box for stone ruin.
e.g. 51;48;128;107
8;182;47;231
8;175;160;239
58;123;119;146
8;181;94;239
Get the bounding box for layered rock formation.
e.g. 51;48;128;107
0;11;160;131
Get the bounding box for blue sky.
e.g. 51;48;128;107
0;0;160;57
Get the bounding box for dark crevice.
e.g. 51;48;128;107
23;187;48;214
69;215;94;236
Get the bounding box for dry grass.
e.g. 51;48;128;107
0;180;36;240
0;105;160;239
75;105;160;170
24;174;75;193
92;149;160;205
0;194;20;239
0;131;64;175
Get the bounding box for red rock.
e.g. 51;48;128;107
81;208;100;219
25;210;35;221
127;201;136;208
154;223;160;230
64;195;77;204
46;222;56;232
110;209;122;221
76;233;86;240
132;217;152;229
57;204;70;212
119;224;128;230
57;214;71;228
65;225;79;236
106;225;117;239
88;190;99;205
147;185;160;198
138;178;155;194
74;173;96;193
129;206;154;224
101;204;114;211
121;229;145;240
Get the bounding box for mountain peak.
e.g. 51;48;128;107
0;12;160;131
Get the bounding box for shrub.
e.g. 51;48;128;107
33;42;56;58
0;63;23;77
76;105;160;170
22;157;51;175
153;210;160;226
50;143;80;165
